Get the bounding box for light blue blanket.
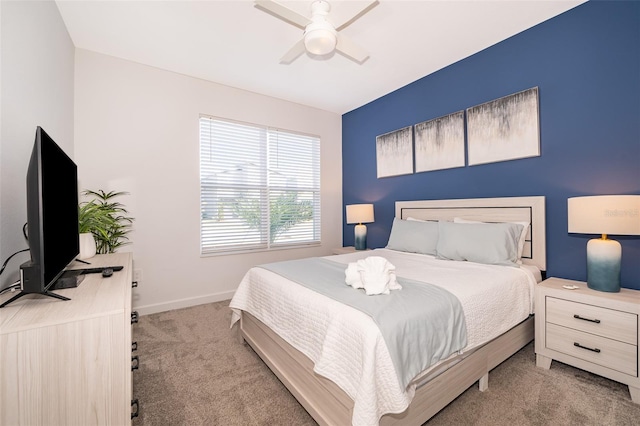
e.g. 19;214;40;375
259;257;467;389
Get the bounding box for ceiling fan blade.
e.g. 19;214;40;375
280;39;307;64
335;33;369;64
255;0;311;29
335;0;379;32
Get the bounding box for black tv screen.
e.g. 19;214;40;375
23;126;79;292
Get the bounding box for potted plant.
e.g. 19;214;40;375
78;190;134;258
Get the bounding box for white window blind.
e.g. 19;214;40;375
199;116;321;254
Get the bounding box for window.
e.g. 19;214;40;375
199;116;321;254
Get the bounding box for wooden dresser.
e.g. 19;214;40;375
535;277;640;403
0;252;135;425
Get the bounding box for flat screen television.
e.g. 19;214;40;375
0;127;79;308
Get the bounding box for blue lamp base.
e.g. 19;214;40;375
586;238;621;293
354;224;367;250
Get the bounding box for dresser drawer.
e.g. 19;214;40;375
546;323;637;376
546;297;638;345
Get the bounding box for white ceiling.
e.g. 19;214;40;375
55;0;585;114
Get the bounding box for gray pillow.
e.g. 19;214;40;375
436;221;523;267
386;218;439;255
453;217;529;260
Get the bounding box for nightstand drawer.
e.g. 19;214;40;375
546;297;638;345
546;323;637;376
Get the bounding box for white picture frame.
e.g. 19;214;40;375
414;111;465;173
467;87;540;166
376;126;413;178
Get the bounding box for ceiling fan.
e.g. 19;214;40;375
255;0;379;64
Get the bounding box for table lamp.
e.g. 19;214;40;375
568;195;640;292
346;204;375;250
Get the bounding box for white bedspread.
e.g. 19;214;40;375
229;248;538;426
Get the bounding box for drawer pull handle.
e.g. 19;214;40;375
131;399;139;419
131;311;139;324
574;342;601;353
132;355;140;371
573;314;600;324
132;341;138;352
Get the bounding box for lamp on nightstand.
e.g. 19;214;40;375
568;195;640;292
346;204;374;250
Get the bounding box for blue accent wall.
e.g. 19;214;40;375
342;1;640;289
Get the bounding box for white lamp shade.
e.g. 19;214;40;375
568;195;640;293
346;204;374;224
568;195;640;236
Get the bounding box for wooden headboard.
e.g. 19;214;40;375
395;196;546;271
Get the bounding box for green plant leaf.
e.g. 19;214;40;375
78;189;134;253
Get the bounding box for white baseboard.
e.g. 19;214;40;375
134;290;235;316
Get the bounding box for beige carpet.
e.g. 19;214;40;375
132;300;640;425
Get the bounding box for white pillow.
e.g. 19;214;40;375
436;221;523;267
453;217;529;260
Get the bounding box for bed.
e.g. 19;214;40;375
230;196;546;426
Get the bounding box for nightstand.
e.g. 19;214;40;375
535;277;640;403
331;246;370;255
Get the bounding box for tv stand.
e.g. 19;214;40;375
1;253;134;425
0;289;69;308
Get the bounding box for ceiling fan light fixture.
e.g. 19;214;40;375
256;0;375;63
304;28;337;55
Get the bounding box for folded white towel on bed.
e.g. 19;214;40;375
345;256;402;295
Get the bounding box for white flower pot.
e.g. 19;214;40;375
78;232;97;259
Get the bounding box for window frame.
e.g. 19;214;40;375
199;115;321;256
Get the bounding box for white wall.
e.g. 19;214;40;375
0;1;74;290
74;49;343;314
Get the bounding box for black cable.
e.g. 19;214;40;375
0;223;29;298
1;224;30;278
0;224;30;296
0;281;21;296
0;248;29;278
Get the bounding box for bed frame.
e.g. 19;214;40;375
238;196;546;425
